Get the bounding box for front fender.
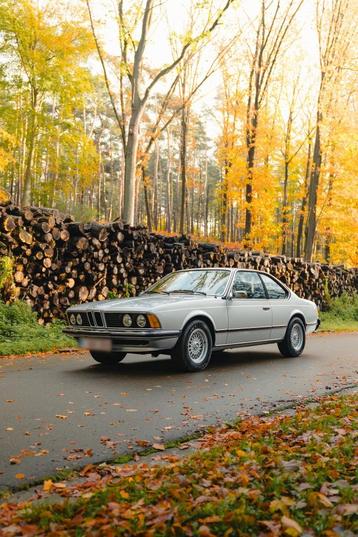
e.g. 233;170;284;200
182;310;218;330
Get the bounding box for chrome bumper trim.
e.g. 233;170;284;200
63;327;180;339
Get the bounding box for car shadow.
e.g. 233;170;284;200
65;347;288;379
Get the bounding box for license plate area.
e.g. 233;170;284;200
80;337;112;352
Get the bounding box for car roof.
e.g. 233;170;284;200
176;268;262;272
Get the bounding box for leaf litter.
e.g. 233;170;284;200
0;392;357;536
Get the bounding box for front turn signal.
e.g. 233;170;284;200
147;314;161;329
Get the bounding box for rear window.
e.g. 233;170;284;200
260;274;288;299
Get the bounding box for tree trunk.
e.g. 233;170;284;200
304;111;322;261
123;114;140;225
165;129;172;232
281;159;289;255
244;108;258;239
153;141;159;229
296;139;311;258
179;107;188;234
22;111;37;206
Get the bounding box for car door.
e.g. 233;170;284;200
226;271;272;345
259;273;290;340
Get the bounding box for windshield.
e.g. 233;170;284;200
145;270;230;296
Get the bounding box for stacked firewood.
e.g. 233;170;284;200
0;196;357;322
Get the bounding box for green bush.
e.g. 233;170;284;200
320;292;358;331
322;292;358;321
0;301;76;356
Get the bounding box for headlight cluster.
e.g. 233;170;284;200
123;313;149;328
69;313;83;325
120;313;161;328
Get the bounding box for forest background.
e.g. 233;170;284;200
0;0;357;266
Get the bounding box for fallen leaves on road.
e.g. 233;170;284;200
152;443;165;451
9;457;21;465
65;448;93;461
0;393;357;536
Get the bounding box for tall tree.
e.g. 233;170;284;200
243;0;303;241
86;0;234;225
304;0;352;261
0;0;94;205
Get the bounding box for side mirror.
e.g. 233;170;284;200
233;290;248;299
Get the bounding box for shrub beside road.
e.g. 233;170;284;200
0;301;75;356
319;293;358;332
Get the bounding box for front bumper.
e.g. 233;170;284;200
63;327;180;353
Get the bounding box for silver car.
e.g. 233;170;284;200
64;268;320;371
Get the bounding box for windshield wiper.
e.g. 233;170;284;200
167;289;207;296
145;290;170;295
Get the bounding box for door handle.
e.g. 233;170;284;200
262;307;271;310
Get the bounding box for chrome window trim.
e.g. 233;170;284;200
258;272;290;300
225;269;268;300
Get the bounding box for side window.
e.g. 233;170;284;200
260;274;288;299
232;272;266;299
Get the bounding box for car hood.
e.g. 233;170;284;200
68;294;215;313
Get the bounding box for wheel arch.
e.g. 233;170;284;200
181;313;216;346
289;311;307;328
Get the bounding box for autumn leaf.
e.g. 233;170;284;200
281;515;303;535
43;479;53;492
52;482;66;490
135;439;151;447
152;443;165;451
198;525;216;537
15;473;25;480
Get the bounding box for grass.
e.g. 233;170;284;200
0;300;76;356
0;392;356;535
319;293;358;332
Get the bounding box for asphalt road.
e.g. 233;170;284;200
0;332;357;490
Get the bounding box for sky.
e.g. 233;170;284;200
85;0;321;136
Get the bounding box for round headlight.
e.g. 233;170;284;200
122;313;132;327
136;314;147;328
76;313;83;325
69;314;76;325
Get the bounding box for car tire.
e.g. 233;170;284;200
171;319;212;372
278;317;306;357
90;351;126;365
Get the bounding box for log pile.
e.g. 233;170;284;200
1;198;357;322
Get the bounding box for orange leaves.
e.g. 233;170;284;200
307;491;334;509
1;394;356;536
152;443;165;451
65;448;93;461
281;515;303;535
43;479;53;492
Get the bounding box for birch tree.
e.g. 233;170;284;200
86;0;235;225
